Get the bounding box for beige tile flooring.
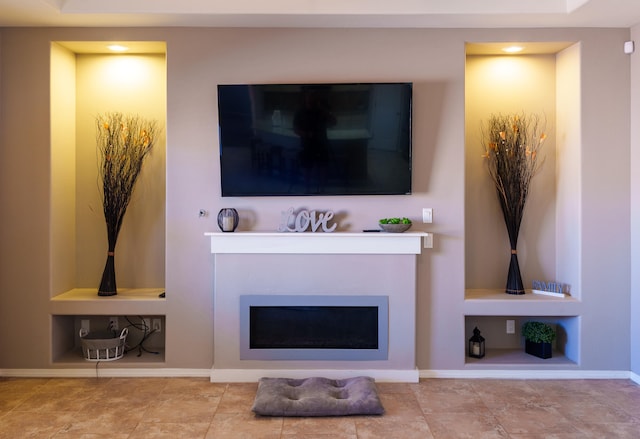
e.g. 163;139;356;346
0;377;639;438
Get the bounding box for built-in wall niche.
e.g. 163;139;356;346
463;41;582;370
464;41;580;297
51;314;166;364
50;41;167;297
464;315;579;367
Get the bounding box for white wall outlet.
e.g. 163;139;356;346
423;233;433;249
506;319;515;334
143;318;151;332
152;318;162;333
422;208;433;224
80;319;90;333
109;317;119;331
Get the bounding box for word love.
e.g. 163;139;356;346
278;207;338;233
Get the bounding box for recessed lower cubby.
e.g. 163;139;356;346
464;315;579;367
51;314;166;365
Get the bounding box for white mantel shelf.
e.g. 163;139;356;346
205;231;432;255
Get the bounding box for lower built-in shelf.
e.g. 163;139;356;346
53;347;166;366
465;348;578;368
50;289;167;365
51;314;166;365
464;291;581;367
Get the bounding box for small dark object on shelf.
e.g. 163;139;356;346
468;327;485;358
522;321;556;359
159;291;165;298
525;340;553;359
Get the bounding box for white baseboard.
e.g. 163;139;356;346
0;368;211;378
2;368;635;383
420;369;632;380
210;368;420;383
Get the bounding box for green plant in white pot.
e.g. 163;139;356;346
522;321;556;359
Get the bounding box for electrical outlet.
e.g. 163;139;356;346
152;318;162;333
80;319;90;333
423;233;433;249
506;319;515;334
143;318;151;332
109;317;119;331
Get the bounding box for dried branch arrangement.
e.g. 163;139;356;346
481;112;546;294
96;113;158;296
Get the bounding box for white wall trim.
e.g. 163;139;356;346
210;368;420;383
420;369;632;380
2;368;635;382
0;369;211;378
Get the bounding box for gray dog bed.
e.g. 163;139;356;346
251;376;385;417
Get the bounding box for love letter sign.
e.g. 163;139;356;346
278;207;338;233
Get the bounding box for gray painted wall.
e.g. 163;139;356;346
0;26;634;373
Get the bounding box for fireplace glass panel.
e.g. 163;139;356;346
250;306;378;349
240;295;388;361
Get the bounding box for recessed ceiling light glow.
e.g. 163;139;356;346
502;45;524;54
107;44;129;52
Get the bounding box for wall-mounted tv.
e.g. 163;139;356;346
217;82;412;197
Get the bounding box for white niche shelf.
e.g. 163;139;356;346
205;231;432;255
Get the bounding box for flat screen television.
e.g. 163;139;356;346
217;82;412;197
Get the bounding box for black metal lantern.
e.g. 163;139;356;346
468;327;485;358
217;208;239;232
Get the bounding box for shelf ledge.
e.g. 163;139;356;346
465;289;580;302
52;288;165;301
50;288;166;315
205;231;432;255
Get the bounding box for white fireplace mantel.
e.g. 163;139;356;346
205;231;432;255
206;230;430;383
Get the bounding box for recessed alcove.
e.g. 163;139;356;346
464;41;582;366
49;41;167;364
464;315;579;368
51;314;166;365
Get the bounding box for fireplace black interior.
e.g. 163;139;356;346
239;295;389;361
249;306;378;349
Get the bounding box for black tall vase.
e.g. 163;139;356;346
505;250;525;295
98;252;117;296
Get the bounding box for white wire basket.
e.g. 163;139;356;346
79;327;128;361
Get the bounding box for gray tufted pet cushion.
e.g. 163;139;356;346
251;376;385;417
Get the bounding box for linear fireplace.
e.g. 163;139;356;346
207;232;429;382
240;295;389;361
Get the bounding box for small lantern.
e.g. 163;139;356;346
468;326;485;358
217;208;239;232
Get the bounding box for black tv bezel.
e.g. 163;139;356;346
217;81;413;197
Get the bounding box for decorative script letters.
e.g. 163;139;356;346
278;207;337;233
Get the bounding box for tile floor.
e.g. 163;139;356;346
0;377;639;438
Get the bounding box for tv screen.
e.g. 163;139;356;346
217;82;412;197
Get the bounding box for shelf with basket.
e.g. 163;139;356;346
50;288;167;365
51;313;166;365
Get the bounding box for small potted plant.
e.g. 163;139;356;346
522;321;556;359
379;217;412;233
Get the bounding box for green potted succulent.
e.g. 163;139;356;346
522;321;556;359
379;217;412;233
